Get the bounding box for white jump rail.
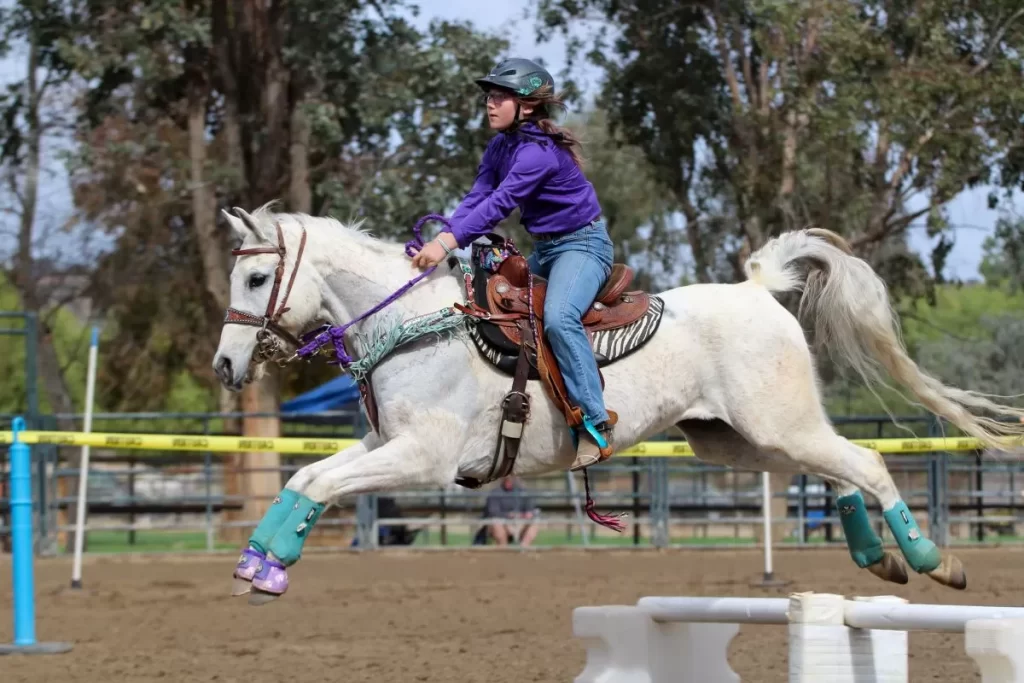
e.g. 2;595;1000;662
573;592;1024;683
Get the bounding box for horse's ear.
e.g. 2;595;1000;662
232;206;273;243
221;208;248;242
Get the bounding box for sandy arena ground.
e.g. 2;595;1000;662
2;546;1023;682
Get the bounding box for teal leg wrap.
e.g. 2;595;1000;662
836;492;885;568
248;488;300;555
883;500;941;573
266;493;326;566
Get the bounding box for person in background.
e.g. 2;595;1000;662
483;476;540;547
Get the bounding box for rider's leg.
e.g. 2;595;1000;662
536;221;614;469
527;250;545;277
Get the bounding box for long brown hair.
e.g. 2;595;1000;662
516;86;584;168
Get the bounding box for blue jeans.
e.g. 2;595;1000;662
527;219;614;425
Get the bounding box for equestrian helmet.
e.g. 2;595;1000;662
475;58;554;97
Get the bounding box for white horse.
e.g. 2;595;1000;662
213;204;1024;604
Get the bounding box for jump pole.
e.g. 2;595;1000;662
70;325;100;589
0;417;73;656
752;472;788;588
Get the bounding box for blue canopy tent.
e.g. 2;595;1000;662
280;374;363;425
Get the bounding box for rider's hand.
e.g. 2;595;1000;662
411;232;458;270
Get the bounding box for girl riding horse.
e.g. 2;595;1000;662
410;57;615;471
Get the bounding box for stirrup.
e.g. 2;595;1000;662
570;416;611;471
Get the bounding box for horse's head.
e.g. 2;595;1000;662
213;206;321;391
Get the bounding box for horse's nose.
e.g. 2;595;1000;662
215;355;233;383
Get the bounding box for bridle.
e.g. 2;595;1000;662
224;220;309;366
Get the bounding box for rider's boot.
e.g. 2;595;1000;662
570;411;617;471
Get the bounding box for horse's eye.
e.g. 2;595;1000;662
248;273;267;289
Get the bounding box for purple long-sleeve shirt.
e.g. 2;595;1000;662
447;122;602;248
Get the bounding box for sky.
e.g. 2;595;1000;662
2;0;1021;281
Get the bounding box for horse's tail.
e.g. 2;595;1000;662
743;227;1024;451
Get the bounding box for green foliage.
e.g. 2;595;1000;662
36;0;511;407
0;274;216;416
314;18;509;234
0;291;90;417
823;282;1024;419
980;214;1024;292
535;0;1024;288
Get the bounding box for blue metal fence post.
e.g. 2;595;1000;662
0;417;73;656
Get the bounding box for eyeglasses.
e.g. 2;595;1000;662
483;90;515;104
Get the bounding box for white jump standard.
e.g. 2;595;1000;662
573;592;1024;683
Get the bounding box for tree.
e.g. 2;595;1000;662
0;0;92;429
309;16;508;234
535;0;1024;288
916;315;1024;399
63;1;507;408
980;213;1024;292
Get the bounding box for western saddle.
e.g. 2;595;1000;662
454;235;652;488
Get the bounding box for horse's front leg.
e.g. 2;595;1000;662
246;434;454;605
232;432;381;598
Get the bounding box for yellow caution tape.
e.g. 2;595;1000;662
0;431;361;455
621;436;991;456
0;430;1000;457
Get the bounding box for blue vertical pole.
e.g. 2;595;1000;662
1;417;73;656
10;416;35;646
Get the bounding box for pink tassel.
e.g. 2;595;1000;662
583;470;627;532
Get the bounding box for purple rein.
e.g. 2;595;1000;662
294;214;454;367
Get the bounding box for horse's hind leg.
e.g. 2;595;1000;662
678;419;909;588
778;430;966;590
821;477;908;585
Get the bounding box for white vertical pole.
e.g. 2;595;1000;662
70;326;99;590
753;471;788;587
762;471;773;577
749;471;786;589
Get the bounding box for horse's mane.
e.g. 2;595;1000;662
249;200;383;247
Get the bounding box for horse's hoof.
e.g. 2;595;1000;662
231;547;264;596
248;556;288;604
866;550;909;585
926;555;967;590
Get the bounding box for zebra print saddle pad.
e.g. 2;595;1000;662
465;263;666;380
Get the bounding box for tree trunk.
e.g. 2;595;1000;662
187;33;267;543
780;108;798;198
289;101;312;213
211;1;293;542
240;369;283;540
12;26;79;552
188;81;229;310
680;197;711;283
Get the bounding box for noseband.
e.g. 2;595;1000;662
224;221;308;364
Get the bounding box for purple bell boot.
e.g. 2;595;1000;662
231;489;301;594
248;493;326;600
251;556;289;595
233;547;266;584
